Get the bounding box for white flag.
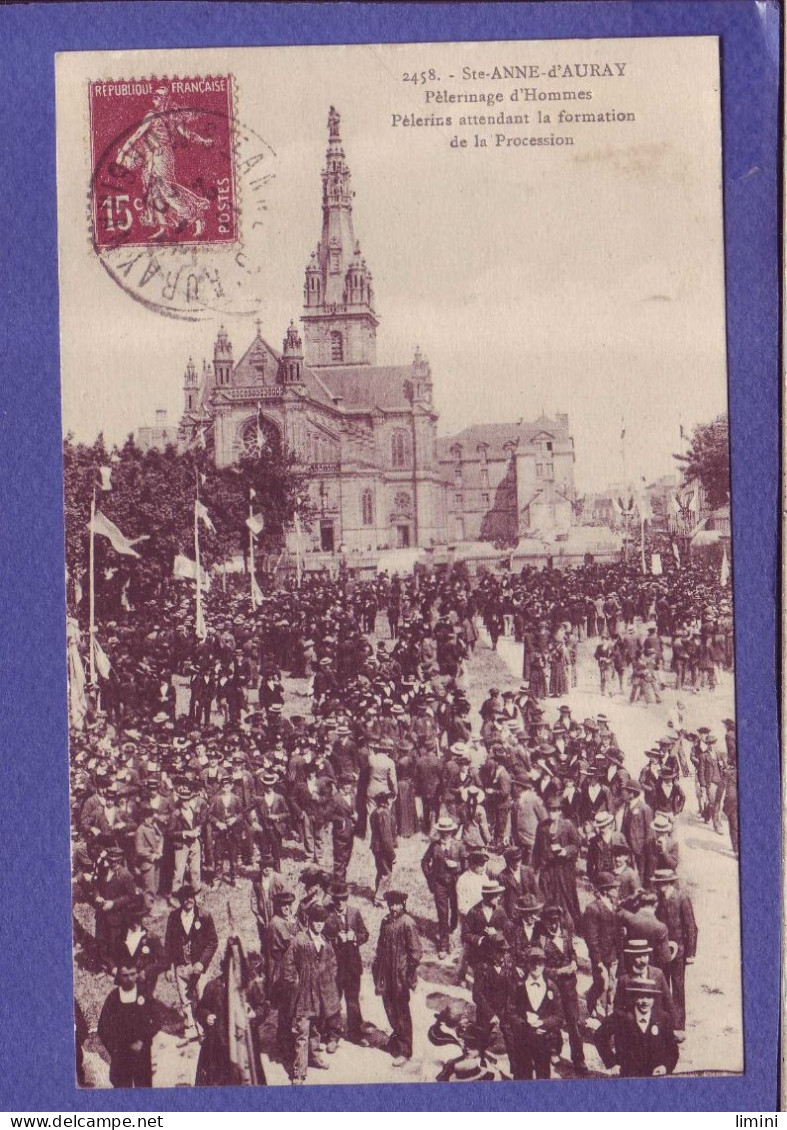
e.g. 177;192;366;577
650;553;663;576
720;548;730;587
92;636;112;680
672;541;681;567
246;512;265;537
174;554;211;590
195;499;216;533
90;510;148;557
99;466;113;491
251;574;263;606
66;617;87;730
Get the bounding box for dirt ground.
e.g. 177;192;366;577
74;620;742;1089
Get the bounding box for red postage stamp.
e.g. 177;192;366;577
89;76;237;250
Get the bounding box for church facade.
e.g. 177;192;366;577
171;107;575;552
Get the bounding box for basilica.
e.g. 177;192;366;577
164;107;576;553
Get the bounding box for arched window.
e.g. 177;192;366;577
391;428;411;468
361;489;374;526
330;331;344;362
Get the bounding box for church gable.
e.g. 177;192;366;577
231;330;281;388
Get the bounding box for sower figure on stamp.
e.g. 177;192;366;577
372;890;422;1067
115;87;214;241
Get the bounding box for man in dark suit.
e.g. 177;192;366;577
504;946;564;1079
498;845;540;920
620;778;654;881
586;811;627;888
164;883;219;1034
653;869;698;1037
596;978;679;1077
97;961;161;1088
324;881;370;1046
582;871;620;1020
617;890;672;971
461;878;511;973
372;890;423;1067
413;743;444;834
94;843;138;970
280;903;342;1083
615;938;675;1028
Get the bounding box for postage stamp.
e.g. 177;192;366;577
89;76;238;250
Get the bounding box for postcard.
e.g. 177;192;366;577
55;37;741;1089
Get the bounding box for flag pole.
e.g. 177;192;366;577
194;493;204;639
88;484;97;685
249;490;257;609
640;508;647;574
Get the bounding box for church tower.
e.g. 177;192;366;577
183;356;198;413
301;106;378;368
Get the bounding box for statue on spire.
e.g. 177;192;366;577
328;105;341;140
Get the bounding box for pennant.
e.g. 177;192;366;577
195;499;216;533
92;636;112;680
200;473;207;487
251;574;263;607
66;617;87;730
246;513;265;537
196;599;207;641
720;548;730;587
672;541;681;567
99;466;113;491
120;579;132;612
89;510;148;557
174;554;211;590
185;426;207;452
249;487;257;500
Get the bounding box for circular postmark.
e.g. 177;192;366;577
88;77;277;321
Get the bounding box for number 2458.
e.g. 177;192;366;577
402;69;438;84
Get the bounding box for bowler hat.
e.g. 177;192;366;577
595;871;617;891
515;894;544;916
384;890;408;906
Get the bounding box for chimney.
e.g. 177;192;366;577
155;408;167;426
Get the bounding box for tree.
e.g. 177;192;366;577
62;434;316;617
674;415;730;510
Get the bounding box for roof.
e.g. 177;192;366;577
436;415;570;461
315;365;414;412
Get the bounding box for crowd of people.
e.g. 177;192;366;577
70;555;737;1087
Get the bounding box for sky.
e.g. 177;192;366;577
56;37;728;492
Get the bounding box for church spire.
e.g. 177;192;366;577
301;107;378;367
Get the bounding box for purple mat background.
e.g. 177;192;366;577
0;0;780;1112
